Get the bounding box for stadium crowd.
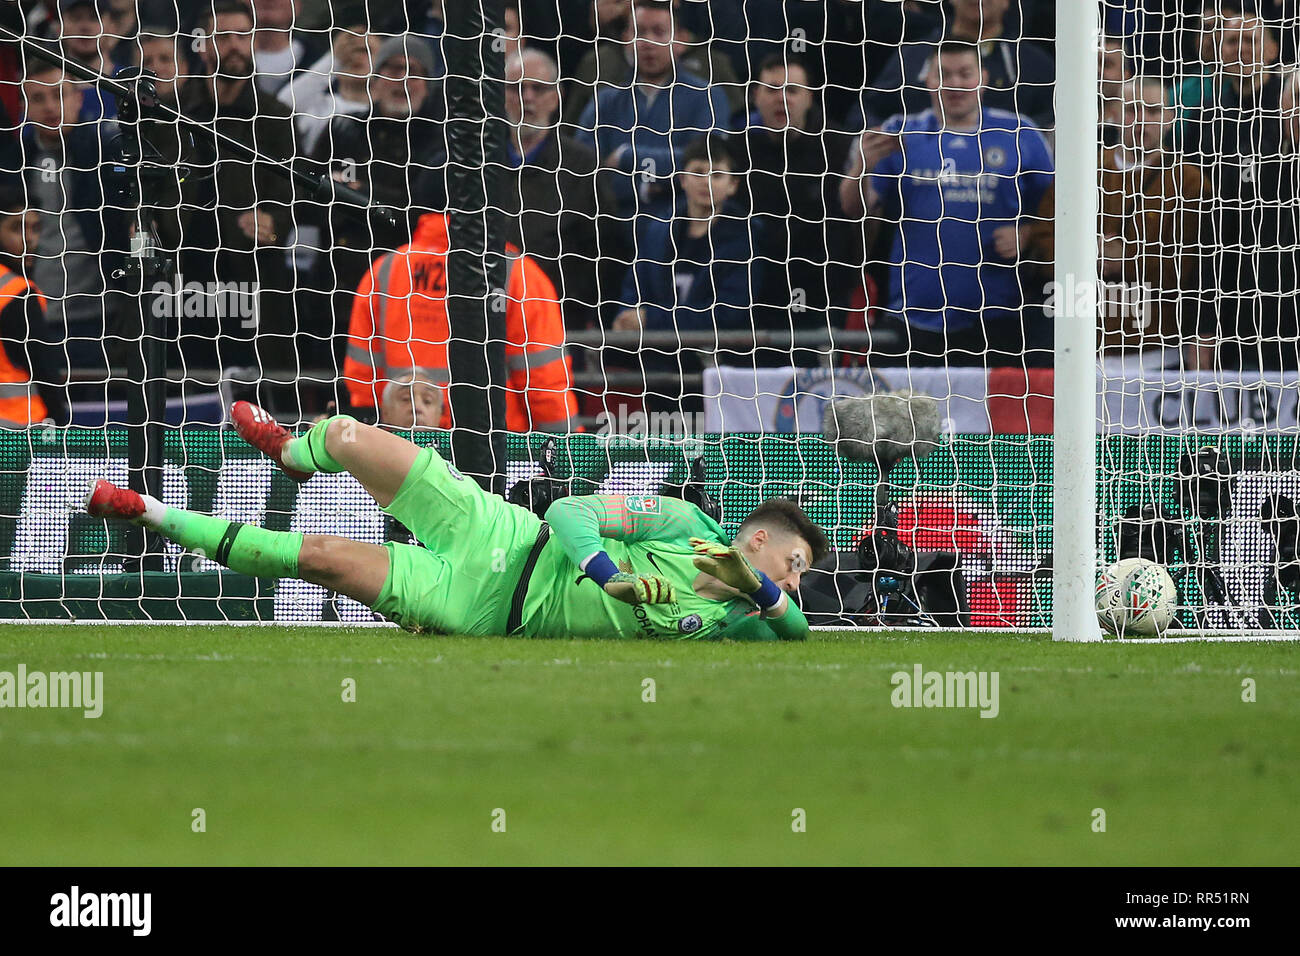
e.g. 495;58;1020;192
0;0;1298;431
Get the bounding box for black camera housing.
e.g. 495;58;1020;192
1177;446;1237;519
1117;502;1188;564
798;501;968;627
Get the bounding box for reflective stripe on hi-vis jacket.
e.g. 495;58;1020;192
0;267;48;426
343;213;577;431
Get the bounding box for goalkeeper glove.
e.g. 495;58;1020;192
690;537;783;611
603;572;676;606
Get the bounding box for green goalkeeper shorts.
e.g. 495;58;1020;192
371;447;543;634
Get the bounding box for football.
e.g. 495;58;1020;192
1096;558;1178;637
1095;558;1135;636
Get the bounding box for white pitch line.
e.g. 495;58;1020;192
4;621;1297;643
0;619;396;628
811;629;1300;642
1117;633;1300;644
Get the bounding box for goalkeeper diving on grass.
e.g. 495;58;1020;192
85;403;829;640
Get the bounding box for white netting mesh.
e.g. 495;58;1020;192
0;0;1297;630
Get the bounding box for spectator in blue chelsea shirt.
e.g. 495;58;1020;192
842;41;1055;367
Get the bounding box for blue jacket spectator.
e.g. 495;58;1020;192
573;0;733;218
618;210;759;333
609;132;760;415
561;10;745;136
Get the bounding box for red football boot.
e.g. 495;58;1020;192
230;401;312;482
84;479;146;521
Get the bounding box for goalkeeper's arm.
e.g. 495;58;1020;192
545;495;700;555
753;588;811;641
544;494;696;596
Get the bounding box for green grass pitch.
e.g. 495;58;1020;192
0;626;1296;865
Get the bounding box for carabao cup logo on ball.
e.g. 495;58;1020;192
1121;561;1178;635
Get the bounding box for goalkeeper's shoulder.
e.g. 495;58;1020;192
651;495;730;542
584;492;725;539
541;492;728;550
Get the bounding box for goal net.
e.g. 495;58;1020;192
0;0;1296;634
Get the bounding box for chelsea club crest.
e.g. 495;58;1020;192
678;613;703;633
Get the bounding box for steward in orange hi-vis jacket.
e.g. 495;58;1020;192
0;263;69;428
343;212;577;432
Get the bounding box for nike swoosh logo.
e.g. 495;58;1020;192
646;552;665;574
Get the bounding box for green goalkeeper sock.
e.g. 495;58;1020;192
281;416;352;476
149;506;303;578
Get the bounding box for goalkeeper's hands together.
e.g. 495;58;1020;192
689;537;760;592
603;572;676;606
692;538;789;616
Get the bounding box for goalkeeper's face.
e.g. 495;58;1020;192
738;528;813;594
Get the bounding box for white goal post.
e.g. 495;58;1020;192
1053;0;1102;641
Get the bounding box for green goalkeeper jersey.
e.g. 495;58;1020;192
519;495;810;641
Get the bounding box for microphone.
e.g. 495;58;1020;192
823;391;942;468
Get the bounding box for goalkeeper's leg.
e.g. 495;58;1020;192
226;401;544;634
231;401;418;507
84;480;389;606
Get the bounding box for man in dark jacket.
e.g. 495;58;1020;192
1181;10;1296;371
178;0;295;376
6;58;118;377
504;47;624;333
740;54;857;367
303;34;445;367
